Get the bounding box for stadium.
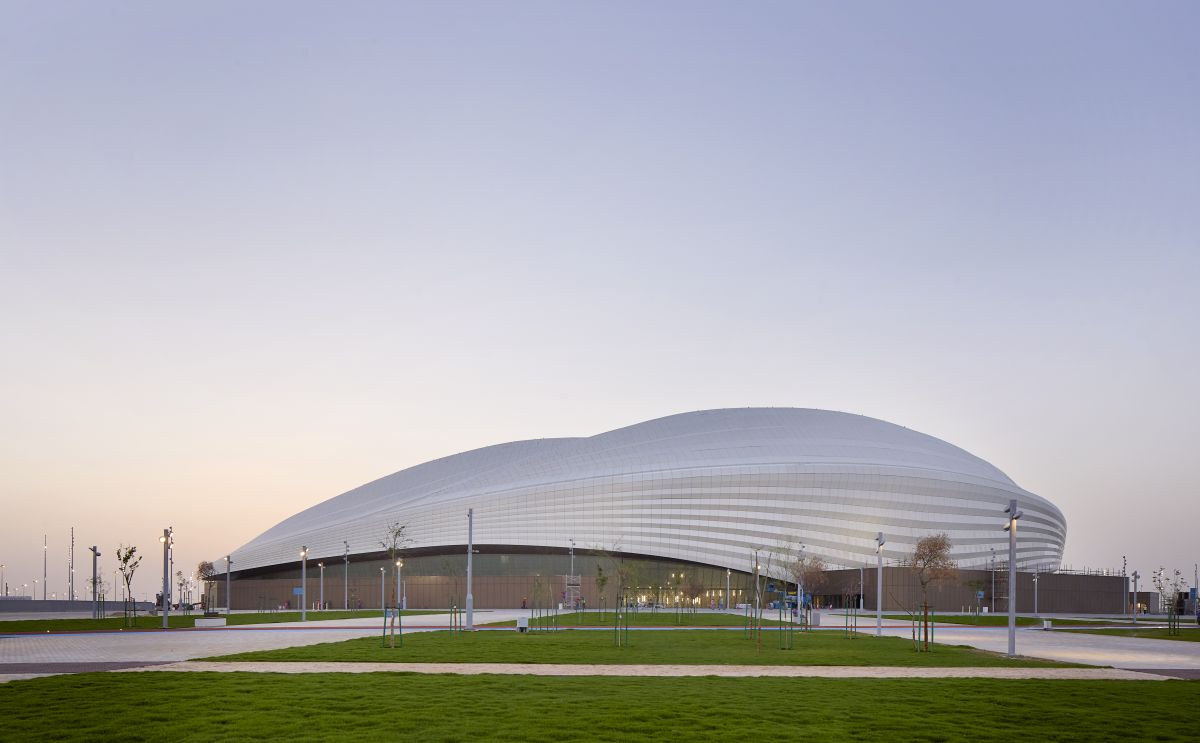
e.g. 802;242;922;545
211;408;1116;614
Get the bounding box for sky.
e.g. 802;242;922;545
1;2;1197;601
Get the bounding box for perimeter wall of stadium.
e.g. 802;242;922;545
206;548;1127;615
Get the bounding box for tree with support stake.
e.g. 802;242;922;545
906;533;957;652
379;522;412;648
116;545;141;627
196;561;215;613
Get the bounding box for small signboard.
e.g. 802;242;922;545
976;590;985;600
292;587;303;596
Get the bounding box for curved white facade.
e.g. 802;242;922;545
230;408;1066;575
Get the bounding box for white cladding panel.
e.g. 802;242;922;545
229;409;1066;575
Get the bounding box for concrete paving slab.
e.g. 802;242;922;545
874;624;1200;669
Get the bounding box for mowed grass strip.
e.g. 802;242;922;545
1061;627;1200;642
206;628;1070;667
1;672;1196;742
0;610;439;634
483;610;789;628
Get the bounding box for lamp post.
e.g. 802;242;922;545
379;567;385;617
299;547;308;621
1033;568;1039;617
876;532;885;637
168;539;174;610
1132;571;1140;624
394;559;402;615
1;564;5;596
88;546;101;619
318;562;325;611
43;536;47;600
726;569;731;611
990;547;996;614
159;527;172;629
343;541;350;611
465;508;474;630
1122;555;1128;618
225;555;232;615
1003;500;1023;657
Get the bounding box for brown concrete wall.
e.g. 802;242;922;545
209;566;1127;615
816;568;1126;614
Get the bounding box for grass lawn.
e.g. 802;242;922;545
206;627;1070;667
881;614;1121;627
0;610;440;634
1;672;1196;742
1062;627;1200;642
483;610;789;628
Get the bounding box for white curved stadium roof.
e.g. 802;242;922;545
230;408;1066;574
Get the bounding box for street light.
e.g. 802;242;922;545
299;547;308;621
1003;500;1023;657
465;508;475;630
343;541;350;611
159;528;172;629
88;546;101;620
990;547;996;614
725;569;731;611
379;567;385;619
225;555;232;616
875;532;886;637
1032;568;1039;617
395;559;403;615
396;559;405;611
318;562;325;611
1131;571;1140;624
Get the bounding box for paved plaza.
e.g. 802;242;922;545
0;610;524;683
3;611;1199;684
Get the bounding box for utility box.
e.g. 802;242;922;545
517;616;529;633
1042;620;1052;631
810;612;821;627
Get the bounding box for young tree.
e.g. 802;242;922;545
595;565;609;622
785;549;828;630
1152;567;1187;635
196;561;216;611
116;545;142;627
685;576;706;614
380;521;413;605
379;522;413;647
906;533;957;650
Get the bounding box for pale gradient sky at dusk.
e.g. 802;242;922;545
2;2;1197;600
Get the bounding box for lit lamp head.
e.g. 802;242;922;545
395;560;403;568
300;546;308;558
1003;501;1024;532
